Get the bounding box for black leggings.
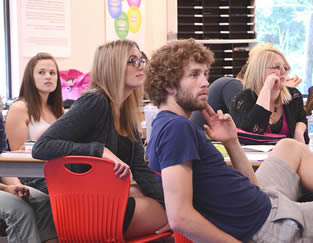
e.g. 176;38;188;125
123;197;136;232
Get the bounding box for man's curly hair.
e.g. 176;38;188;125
144;39;214;107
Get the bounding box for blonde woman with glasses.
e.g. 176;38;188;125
32;39;169;239
229;47;308;143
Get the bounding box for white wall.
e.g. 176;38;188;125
10;0;172;98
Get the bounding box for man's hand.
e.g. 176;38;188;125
5;184;29;200
201;104;237;143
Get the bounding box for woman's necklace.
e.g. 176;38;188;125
272;99;280;113
270;100;281;124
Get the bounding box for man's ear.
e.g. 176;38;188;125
165;87;177;96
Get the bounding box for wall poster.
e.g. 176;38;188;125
21;0;71;57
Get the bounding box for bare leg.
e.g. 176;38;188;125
269;138;313;191
124;186;168;239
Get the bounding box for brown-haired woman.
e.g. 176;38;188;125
5;52;64;150
5;52;64;193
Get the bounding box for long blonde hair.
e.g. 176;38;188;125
86;39;143;141
244;48;291;104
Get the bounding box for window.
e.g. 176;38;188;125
256;0;313;94
0;0;11;103
0;1;7;100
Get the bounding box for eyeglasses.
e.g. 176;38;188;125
267;64;290;72
127;57;146;68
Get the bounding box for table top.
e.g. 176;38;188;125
0;151;45;177
0;147;268;178
0;152;44;162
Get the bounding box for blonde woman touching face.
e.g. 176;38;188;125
229;48;308;143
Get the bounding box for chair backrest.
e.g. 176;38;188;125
174;231;193;243
44;156;130;243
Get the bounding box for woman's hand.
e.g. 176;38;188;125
262;73;283;104
286;75;302;88
113;159;133;179
102;147;133;180
263;73;281;91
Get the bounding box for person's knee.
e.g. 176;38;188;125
276;138;298;148
272;138;304;156
279;138;308;153
2;196;36;224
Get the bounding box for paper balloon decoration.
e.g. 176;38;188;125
128;6;142;33
107;0;122;19
114;11;129;39
127;0;141;8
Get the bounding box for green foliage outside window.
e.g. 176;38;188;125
256;0;313;93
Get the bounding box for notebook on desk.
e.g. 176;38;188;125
213;143;270;162
241;145;274;152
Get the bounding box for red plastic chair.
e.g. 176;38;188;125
174;231;193;243
44;156;172;243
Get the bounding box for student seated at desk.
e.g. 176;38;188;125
0;177;58;243
229;46;308;144
32;39;169;239
144;39;313;242
5;53;64;194
0;102;58;243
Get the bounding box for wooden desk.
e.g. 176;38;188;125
0;152;46;177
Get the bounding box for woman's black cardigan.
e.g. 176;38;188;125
229;87;308;143
32;92;164;206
